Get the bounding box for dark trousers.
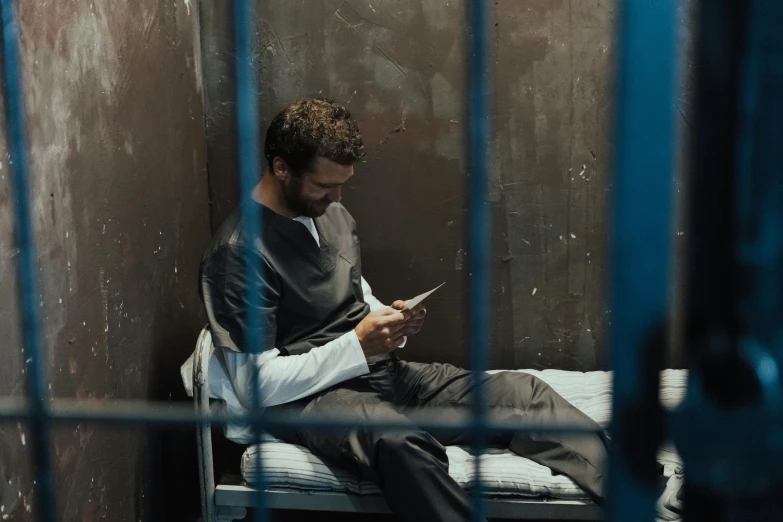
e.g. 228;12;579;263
267;359;607;522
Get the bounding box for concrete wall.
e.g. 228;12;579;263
0;1;211;520
200;0;628;372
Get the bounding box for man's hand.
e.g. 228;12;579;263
355;309;408;358
391;300;427;337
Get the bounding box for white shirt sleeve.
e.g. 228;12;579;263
361;276;388;312
221;330;369;409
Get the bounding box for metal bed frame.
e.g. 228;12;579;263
192;328;603;522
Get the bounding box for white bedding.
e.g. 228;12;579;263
241;369;687;500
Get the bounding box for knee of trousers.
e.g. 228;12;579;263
489;371;538;407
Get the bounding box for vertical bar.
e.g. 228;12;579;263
683;0;749;403
732;0;783;397
682;1;783;518
233;0;267;521
607;1;678;522
0;1;57;522
466;0;491;520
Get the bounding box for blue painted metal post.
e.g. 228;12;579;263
233;0;267;520
671;1;783;518
466;0;491;520
607;1;678;522
0;1;57;521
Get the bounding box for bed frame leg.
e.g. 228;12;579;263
215;506;248;522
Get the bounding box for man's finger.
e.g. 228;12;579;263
378;312;407;326
402;318;425;328
383;305;414;321
411;304;427;316
401;321;424;333
387;321;410;333
402;325;422;336
379;307;405;316
392;303;418;321
391;300;407;310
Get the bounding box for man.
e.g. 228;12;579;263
196;97;606;522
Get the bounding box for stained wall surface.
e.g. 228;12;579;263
200;0;633;372
0;1;211;520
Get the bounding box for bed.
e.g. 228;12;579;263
192;328;686;521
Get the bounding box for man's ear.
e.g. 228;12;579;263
272;157;290;182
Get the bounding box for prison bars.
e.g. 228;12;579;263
0;1;680;521
1;1;57;521
466;0;492;519
606;2;678;522
232;0;268;520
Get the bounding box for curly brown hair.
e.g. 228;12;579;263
264;97;365;175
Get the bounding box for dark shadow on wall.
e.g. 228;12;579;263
138;309;206;522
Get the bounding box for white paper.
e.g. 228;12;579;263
400;282;445;311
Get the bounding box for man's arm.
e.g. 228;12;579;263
221;275;422;408
221;330;369;409
225;276;418;408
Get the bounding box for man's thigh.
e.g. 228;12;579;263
395;360;488;407
396;361;548;411
394;361;491;445
394;362;565;446
268;385;415;478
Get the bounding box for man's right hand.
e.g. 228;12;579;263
355;309;408;358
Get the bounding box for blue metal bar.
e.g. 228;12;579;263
0;2;57;521
234;0;262;349
466;0;492;520
672;1;783;516
233;0;268;520
0;398;609;433
607;1;678;522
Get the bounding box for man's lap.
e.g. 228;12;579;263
266;360;557;446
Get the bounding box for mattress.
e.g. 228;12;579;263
241;369;686;500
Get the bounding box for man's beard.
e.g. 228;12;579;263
282;178;331;218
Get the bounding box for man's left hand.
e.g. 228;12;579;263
391;300;427;336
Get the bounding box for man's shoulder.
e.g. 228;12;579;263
201;209;266;265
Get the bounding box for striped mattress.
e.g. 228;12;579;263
241;369;686;500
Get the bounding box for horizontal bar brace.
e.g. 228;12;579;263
0;397;607;435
